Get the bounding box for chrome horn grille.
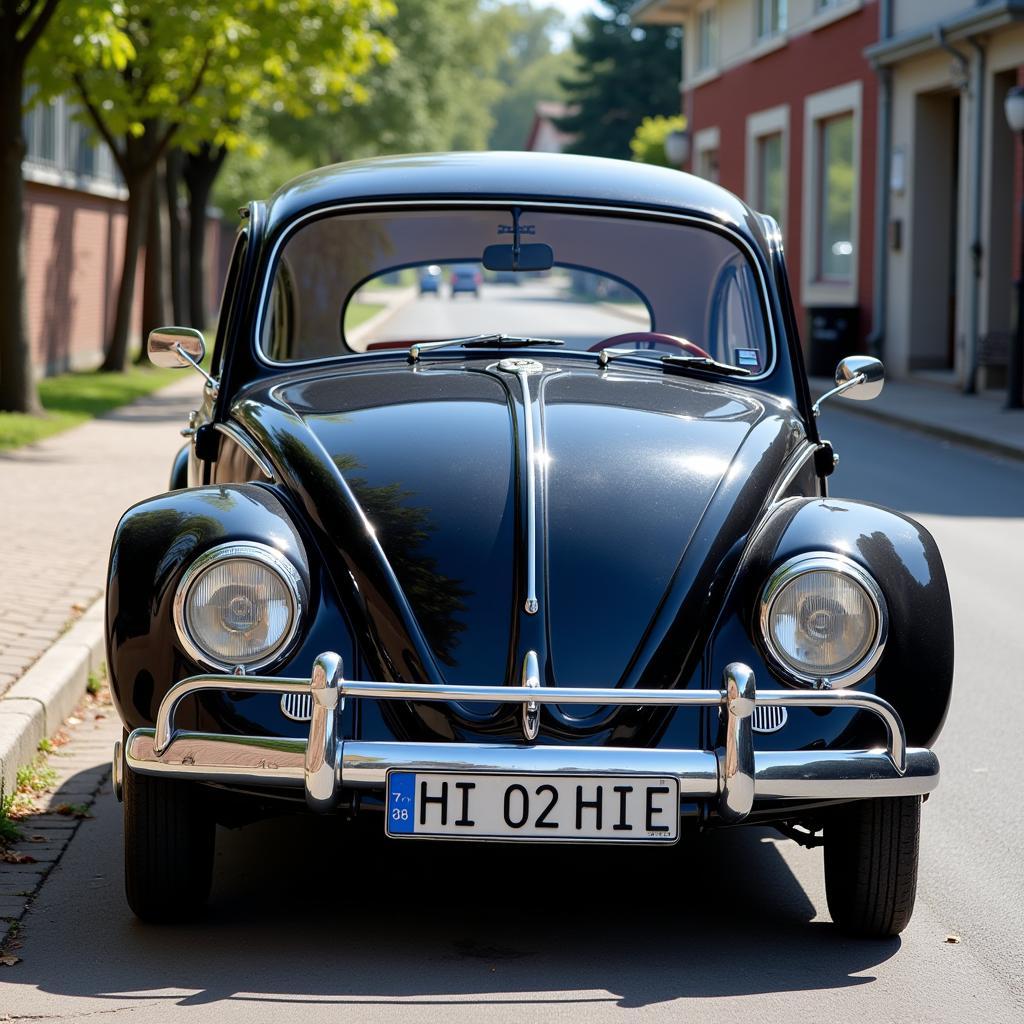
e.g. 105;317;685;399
752;704;788;733
281;692;313;721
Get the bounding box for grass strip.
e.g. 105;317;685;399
0;364;176;450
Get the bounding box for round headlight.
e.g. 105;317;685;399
173;542;305;671
758;553;887;687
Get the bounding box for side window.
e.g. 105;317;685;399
708;262;763;372
210;229;248;377
261;257;297;361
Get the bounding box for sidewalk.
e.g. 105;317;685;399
0;375;203;698
809;375;1024;462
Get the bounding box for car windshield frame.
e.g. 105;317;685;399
251;199;780;382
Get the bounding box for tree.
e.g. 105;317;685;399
0;0;64;413
555;0;681;160
36;1;391;371
485;3;575;151
629;114;686;167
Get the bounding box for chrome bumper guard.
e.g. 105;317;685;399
122;654;939;822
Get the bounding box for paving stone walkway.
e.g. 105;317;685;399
0;691;119;938
0;376;202;696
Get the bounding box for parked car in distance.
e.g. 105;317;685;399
449;262;482;296
112;152;952;938
418;264;442;294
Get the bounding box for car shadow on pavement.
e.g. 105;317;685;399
4;781;901;1012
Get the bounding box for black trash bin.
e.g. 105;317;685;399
806;306;860;378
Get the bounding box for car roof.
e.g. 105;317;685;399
263;151;761;242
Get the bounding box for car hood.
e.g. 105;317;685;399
233;358;805;740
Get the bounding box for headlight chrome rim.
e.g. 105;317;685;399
173;541;305;672
758;552;888;688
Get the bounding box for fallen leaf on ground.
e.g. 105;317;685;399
0;955;21;966
0;851;36;864
53;804;92;819
945;934;961;944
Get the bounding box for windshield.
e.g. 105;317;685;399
260;207;772;373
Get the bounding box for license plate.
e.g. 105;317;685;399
385;771;679;843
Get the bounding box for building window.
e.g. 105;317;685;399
694;126;720;183
745;105;788;233
22;90;119;186
697;8;718;72
801;81;861;306
756;0;787;40
817;113;854;280
756;133;784;223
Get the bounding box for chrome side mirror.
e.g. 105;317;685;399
148;326;217;389
148;326;205;368
813;356;884;416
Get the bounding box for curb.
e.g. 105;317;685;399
0;598;105;799
346;288;417;349
810;387;1024;464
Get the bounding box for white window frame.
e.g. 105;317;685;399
693;126;720;183
801;81;862;307
745;105;789;235
696;5;718;73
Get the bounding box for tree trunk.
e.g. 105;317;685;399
165;148;186;324
101;170;151;372
184;143;227;331
0;57;41;413
139;158;169;362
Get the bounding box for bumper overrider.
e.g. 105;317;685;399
116;654;939;823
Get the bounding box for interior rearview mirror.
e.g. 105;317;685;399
482;243;554;273
148;326;206;370
835;355;884;402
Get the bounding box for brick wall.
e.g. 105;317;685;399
24;179;228;376
687;6;878;346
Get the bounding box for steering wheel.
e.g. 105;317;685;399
588;332;712;359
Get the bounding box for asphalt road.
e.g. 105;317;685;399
362;278;647;349
2;330;1023;1020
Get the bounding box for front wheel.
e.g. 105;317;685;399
123;764;215;922
823;796;921;937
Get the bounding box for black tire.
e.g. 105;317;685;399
123;765;215;922
824;796;921;937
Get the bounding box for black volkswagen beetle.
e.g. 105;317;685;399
108;152;952;936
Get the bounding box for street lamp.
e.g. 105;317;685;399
664;129;690;169
1004;84;1024;409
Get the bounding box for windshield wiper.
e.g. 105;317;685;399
408;333;565;363
597;348;751;377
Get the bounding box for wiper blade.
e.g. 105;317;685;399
662;355;751;377
597;348;750;377
408;333;565;363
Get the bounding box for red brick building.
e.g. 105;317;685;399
22;94;226;376
634;0;879;365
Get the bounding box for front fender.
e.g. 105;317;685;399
710;497;952;749
105;483;354;735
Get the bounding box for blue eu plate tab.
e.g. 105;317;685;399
387;771;416;834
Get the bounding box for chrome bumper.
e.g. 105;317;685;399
121;654;939;823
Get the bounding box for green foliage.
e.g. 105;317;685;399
0;365;176;450
16;757;57;795
0;788;22;847
211;134;319;220
30;1;395;162
629;114;687;167
556;0;682;160
486;3;575;150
